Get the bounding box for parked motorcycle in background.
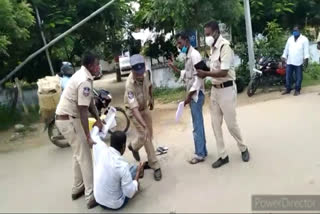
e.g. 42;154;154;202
247;57;286;97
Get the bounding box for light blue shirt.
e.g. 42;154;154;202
60;76;70;90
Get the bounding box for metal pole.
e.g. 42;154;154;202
35;7;55;76
243;0;255;78
0;0;116;86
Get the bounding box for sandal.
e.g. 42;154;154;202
189;157;205;165
158;146;169;151
156;147;168;156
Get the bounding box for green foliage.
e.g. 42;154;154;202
0;104;40;131
134;0;242;34
142;35;178;62
234;21;286;85
255;21;287;59
305;63;320;80
0;0;134;84
0;0;35;56
236;64;251;85
249;0;295;34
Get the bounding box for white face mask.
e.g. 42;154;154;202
205;36;215;47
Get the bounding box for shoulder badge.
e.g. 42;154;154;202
83;87;91;97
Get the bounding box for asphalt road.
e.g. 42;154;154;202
1;77;320;212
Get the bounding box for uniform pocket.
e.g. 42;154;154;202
56;120;74;135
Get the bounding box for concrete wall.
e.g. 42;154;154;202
150;65;184;88
0;88;38;107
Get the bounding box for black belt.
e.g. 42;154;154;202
55;115;76;120
213;80;233;89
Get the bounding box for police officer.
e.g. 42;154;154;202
124;54;162;181
55;52;103;209
196;21;250;168
168;32;207;164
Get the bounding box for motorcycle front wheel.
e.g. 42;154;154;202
247;75;261;97
108;107;130;134
48;120;70;148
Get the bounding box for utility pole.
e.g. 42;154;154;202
243;0;255;78
35;7;55;76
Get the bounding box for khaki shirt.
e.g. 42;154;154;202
209;35;236;84
184;46;205;102
124;72;151;113
56;66;93;117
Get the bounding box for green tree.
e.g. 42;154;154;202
134;0;242;33
0;0;134;83
0;0;35;56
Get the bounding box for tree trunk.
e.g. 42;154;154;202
10;87;18;113
14;78;29;114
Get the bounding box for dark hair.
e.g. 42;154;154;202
204;20;220;33
175;32;189;41
293;25;301;30
110;131;127;152
81;51;99;67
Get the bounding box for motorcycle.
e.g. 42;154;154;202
45;88;130;148
247;57;286;97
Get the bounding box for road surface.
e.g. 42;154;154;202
1;74;320;212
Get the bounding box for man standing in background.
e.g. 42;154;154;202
282;26;309;96
168;32;207;164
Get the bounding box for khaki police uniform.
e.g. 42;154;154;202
124;72;160;170
209;36;247;159
55;66;94;203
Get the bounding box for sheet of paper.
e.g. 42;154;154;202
175;101;185;122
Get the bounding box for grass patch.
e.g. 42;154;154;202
302;63;320;87
153;87;186;104
0;104;40;131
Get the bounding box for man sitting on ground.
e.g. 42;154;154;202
93;131;144;210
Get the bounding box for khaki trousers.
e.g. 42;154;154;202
210;85;247;159
55;118;94;203
130;110;160;170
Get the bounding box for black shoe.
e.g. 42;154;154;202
282;90;290;95
154;168;162;181
241;149;250;162
71;188;85;200
212;156;229;168
87;198;98;209
128;144;140;161
294;91;300;96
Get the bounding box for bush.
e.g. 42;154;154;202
236;64;250;85
234;21;287;85
0;104;40;131
4;80;37;90
306;63;320;79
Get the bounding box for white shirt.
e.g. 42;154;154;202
282;35;310;66
93;139;138;209
184;46;205;102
